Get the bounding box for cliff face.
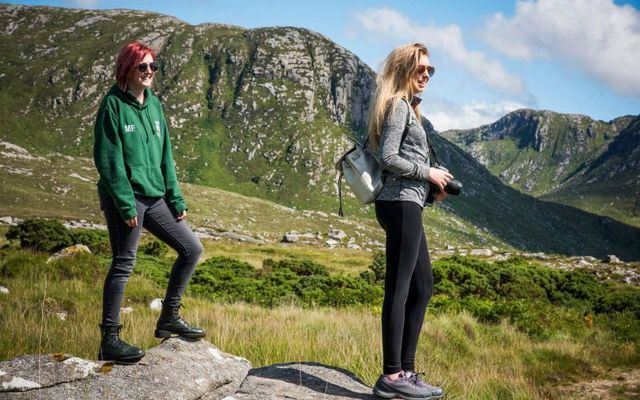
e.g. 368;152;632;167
0;4;375;209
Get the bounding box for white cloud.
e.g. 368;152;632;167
483;0;640;97
353;8;525;95
423;98;527;131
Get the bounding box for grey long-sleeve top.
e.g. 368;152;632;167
374;97;431;207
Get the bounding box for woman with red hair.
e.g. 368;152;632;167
94;42;205;364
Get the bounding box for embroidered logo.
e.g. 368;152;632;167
154;121;161;137
124;124;136;133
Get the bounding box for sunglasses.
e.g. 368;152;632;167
137;62;159;73
416;64;435;77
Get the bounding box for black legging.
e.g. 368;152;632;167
375;200;434;375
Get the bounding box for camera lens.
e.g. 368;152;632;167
444;180;462;196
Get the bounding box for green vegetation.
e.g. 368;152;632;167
1;224;639;398
6;218;109;254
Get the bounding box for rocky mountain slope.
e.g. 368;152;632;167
442;110;640;226
542;115;640;225
1;4;639;259
426;120;640;260
0;4;373;210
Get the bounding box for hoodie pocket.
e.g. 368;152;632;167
129;166;165;194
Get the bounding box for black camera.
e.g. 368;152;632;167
426;165;462;204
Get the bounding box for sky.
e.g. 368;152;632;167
9;0;640;131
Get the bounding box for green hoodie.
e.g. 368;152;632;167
94;84;186;220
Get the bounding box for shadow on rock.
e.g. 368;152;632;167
235;361;376;399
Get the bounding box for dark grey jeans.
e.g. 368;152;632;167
100;193;203;327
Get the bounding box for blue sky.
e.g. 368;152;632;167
9;0;640;130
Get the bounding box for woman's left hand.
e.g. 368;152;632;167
433;190;448;202
176;210;187;221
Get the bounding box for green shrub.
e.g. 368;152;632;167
5;219;110;255
0;248;103;281
263;257;329;277
69;228;110;255
6;219;71;252
140;239;169;258
596;287;640;317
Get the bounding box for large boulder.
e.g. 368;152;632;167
0;338;251;399
233;362;376;399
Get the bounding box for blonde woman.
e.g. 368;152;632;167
369;43;450;399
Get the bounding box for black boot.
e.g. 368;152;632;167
155;303;206;339
98;324;145;364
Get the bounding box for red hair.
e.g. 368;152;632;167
115;42;157;91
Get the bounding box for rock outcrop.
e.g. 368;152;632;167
0;340;376;399
0;338;251;399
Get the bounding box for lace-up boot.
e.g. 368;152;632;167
98;324;145;364
155;303;206;339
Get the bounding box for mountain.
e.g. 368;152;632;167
426;120;640;260
0;4;374;211
1;4;640;260
542;115;640;224
441;109;640;226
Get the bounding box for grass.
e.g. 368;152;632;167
1;244;639;399
200;240;372;274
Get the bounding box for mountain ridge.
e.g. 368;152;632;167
2;4;640;259
442;108;640;226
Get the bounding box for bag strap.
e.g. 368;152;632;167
338;170;345;217
423;117;440;166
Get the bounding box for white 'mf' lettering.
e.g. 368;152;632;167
124;124;135;133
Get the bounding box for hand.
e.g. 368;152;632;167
124;216;138;228
433;190;448;202
176;210;187;221
428;167;454;191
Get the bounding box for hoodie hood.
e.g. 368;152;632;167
108;84;151;110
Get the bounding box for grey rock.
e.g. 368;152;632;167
282;232;300;243
1;354;106;392
0;286;8;295
233;362;376;399
0;216;14;225
149;298;163;311
493;253;512;261
470;248;493;257
1;338;251;399
328;229;347;241
324;239;340;248
46;244;92;263
221;231;265;244
605;255;622;264
433;250;455;257
194;227;221;240
577;259;592;267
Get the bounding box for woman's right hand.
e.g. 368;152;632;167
125;216;138;228
428;167;454;191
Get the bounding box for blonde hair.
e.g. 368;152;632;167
367;43;429;150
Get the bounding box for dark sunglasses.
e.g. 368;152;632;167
137;62;159;73
416;64;435;77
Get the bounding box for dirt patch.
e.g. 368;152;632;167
557;369;640;400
